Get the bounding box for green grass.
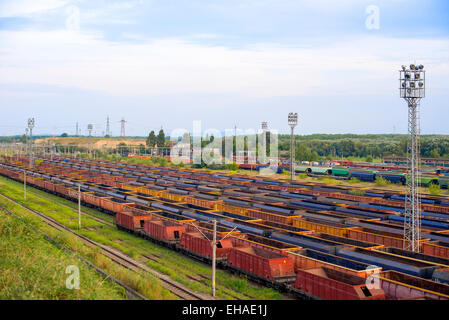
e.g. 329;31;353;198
0;176;284;300
0;212;127;300
321;177;338;185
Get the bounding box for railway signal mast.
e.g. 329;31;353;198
288;113;298;181
399;63;426;252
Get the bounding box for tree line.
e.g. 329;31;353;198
277;134;449;161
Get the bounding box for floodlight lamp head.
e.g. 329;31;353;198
261;122;268;130
288;112;298;127
399;63;425;100
27;118;35;130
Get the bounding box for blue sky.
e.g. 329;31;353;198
0;0;448;137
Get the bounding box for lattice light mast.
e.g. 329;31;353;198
399;63;425;252
288;113;298;181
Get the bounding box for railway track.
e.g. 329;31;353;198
0;192;209;300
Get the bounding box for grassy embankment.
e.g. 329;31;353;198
0;212;128;299
0;176;283;300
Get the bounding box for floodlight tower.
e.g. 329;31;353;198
288;113;298;181
27;118;35;168
27;118;35;143
106;116;110;137
120;118;127;137
399;63;425;252
260;122;268;165
87;124;93;137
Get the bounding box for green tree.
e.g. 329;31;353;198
430;148;440;158
157;129;165;147
295;144;313;161
365;155;373;162
19;134;26;144
61;133;68;137
146;131;157;147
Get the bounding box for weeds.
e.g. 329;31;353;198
429;184;441;195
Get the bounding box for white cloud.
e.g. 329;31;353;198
0;0;67;17
0;29;448;98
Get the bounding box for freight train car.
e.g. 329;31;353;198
227;246;296;283
294;267;386;300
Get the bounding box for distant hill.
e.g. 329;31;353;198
34;137;146;148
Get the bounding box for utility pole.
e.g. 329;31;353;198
288;113;298;181
400;63;425;252
188;219;237;298
78;184;81;231
76;122;79;136
212;219;217;297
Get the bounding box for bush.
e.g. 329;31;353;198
349;178;361;184
375;177;390;187
282;170;290;176
225;162;239;171
350;189;366;196
34;159;43;167
429;184;441;195
151;157;168;167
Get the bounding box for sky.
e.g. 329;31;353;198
0;0;448;137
